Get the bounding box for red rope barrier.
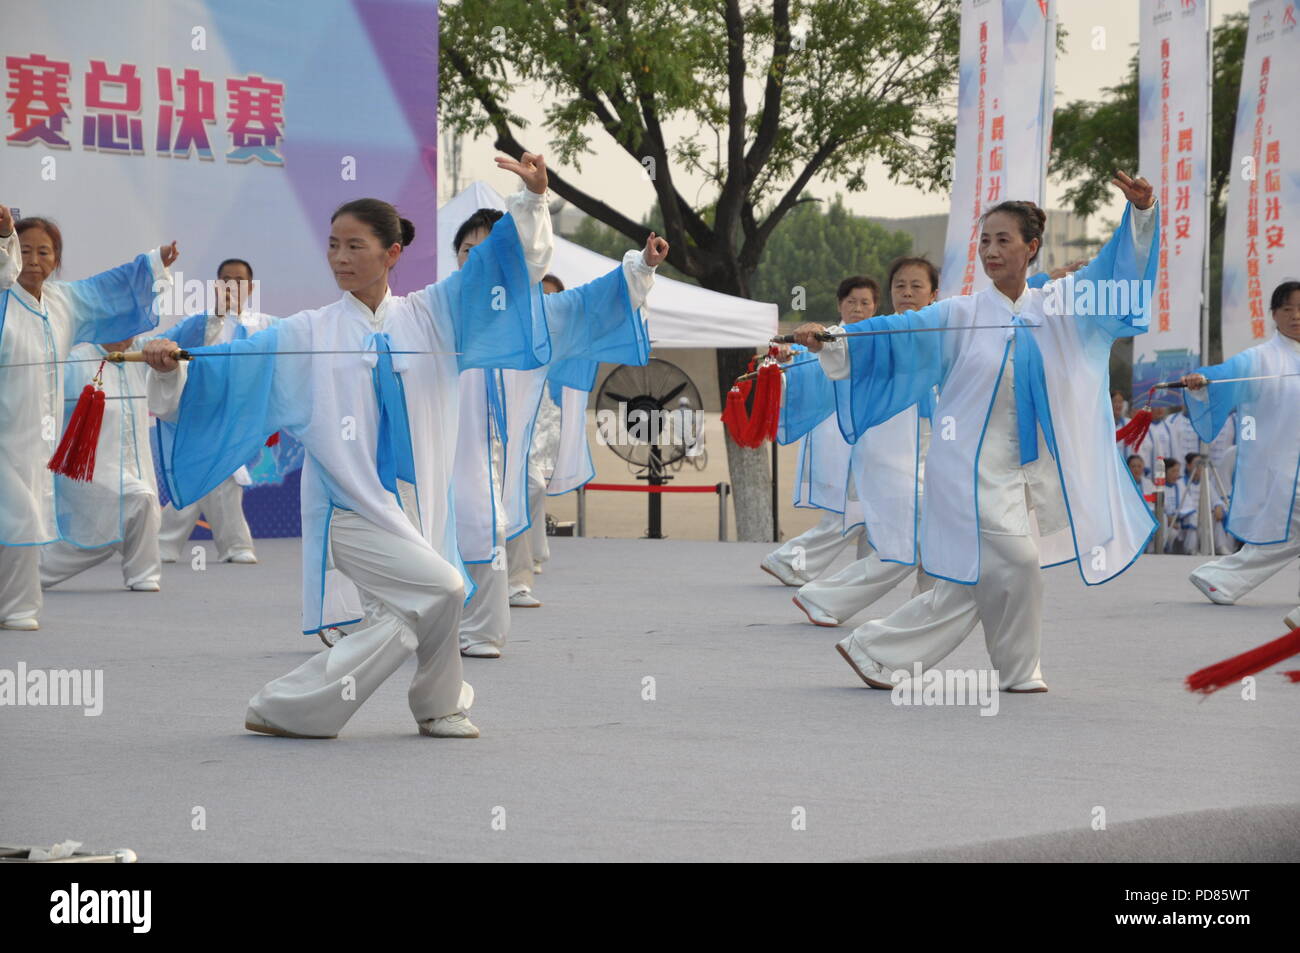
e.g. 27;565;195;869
583;482;725;494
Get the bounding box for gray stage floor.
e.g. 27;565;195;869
2;537;1297;862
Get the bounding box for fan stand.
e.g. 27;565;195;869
639;443;671;539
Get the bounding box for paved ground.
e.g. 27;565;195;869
2;537;1297;862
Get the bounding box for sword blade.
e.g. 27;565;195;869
0;348;462;370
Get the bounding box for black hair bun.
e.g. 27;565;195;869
1025;203;1047;232
399;218;416;247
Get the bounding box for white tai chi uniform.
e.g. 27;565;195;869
0;232;168;626
766;509;863;586
39;338;162;591
506;450;553;597
828;203;1157;690
504;367;597;597
150;188;554;735
1187;332;1300;604
458;250;656;653
515;382;562;589
796;411;934;624
1137;414;1177;476
156;309;276;562
1174;475;1231;556
764;336;862;586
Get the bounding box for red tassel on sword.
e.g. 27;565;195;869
47;360;108;482
1116;386;1158;450
1185;627;1300;695
722;347;782;448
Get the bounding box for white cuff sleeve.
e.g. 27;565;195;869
148;247;175;307
147;363;189;422
816;325;850;381
1130;203;1157;275
0;230;20;289
622;248;657;311
505;187;554;285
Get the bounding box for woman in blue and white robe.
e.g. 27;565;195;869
761;280;878;587
0;204;174;630
155;259;276;565
790;261;1064;627
797;173;1159;693
39;332;163;593
791;260;942;626
145;154;553;739
451;227;660;659
1184;281;1300;608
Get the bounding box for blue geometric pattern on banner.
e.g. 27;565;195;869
153;438;303;539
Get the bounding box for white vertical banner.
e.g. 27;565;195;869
1221;0;1300;359
940;0;1057;299
1133;0;1210;396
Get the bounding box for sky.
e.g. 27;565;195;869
442;0;1252;231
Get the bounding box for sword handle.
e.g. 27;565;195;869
105;349;191;363
771;332;836;343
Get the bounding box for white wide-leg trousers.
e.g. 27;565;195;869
1190;499;1300;603
159;475;254;562
766;511;863;583
40;485;161;590
842;531;1045;690
247;509;469;736
461;558;511;651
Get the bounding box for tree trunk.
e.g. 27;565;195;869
716;346;774;542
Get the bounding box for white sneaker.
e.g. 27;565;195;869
461;643;501;659
1005;679;1050;693
129;581;161;592
1;617;39;631
533;562;544;575
418;712;480;738
835;635;893;689
227;551;259;565
317;627;348;648
793;594;839;627
1189;571;1234;605
509;591;542;608
244;707;336;739
760;554;807;587
1284;606;1300;632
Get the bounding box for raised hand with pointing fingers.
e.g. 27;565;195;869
1111;170;1155;211
495;152;549;195
643;231;669;268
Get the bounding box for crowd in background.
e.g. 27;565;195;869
1113;392;1239;556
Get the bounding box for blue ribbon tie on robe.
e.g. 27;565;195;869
1012;318;1057;465
367;332;418;496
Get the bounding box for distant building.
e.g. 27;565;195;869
866;209;1099;275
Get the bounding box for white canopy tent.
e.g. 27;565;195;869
437;182;778;348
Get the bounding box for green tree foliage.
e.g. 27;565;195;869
441;0;959;298
750;196;913;322
440;0;960;538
